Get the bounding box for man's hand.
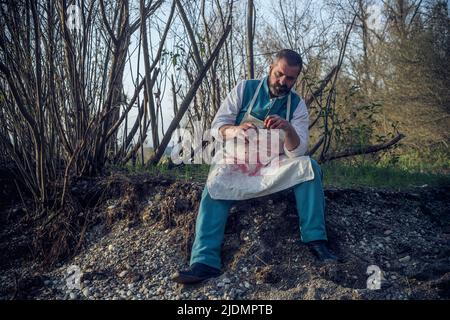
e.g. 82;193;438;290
264;115;301;152
264;115;291;131
219;122;257;140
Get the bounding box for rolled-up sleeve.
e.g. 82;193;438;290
210;81;245;140
284;99;310;158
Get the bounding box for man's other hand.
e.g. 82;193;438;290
264;115;291;131
219;122;257;140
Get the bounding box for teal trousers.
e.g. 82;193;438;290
190;158;327;269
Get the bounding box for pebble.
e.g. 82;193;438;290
244;281;251;289
223;277;231;284
82;288;90;297
384;230;393;235
156;287;165;295
119;270;128;278
69;292;78;300
399;256;411;263
142;288;149;295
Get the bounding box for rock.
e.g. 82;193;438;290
399;255;411;263
217;282;224;288
82;288;91;297
244;281;251;289
108;244;114;251
156;287;165;295
69;292;78;300
223;277;231;284
384;230;393;236
119;270;128;278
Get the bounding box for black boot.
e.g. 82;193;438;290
307;240;338;263
171;263;221;284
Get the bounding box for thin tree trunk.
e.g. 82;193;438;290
246;0;254;79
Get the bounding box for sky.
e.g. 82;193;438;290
120;0;385;148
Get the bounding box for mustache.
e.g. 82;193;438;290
272;84;289;91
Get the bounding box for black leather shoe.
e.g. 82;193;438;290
307;240;338;263
171;263;221;284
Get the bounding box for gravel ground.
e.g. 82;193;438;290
0;173;449;300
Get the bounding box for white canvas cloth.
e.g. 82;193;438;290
207;78;315;200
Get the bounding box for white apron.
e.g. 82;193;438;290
207;79;315;200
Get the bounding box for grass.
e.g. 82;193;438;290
321;160;450;190
121;154;450;190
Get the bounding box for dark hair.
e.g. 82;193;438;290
274;49;303;70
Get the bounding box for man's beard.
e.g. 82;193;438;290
268;76;290;96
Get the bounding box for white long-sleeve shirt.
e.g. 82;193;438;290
210;80;310;158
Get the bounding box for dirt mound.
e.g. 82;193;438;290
0;173;449;300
